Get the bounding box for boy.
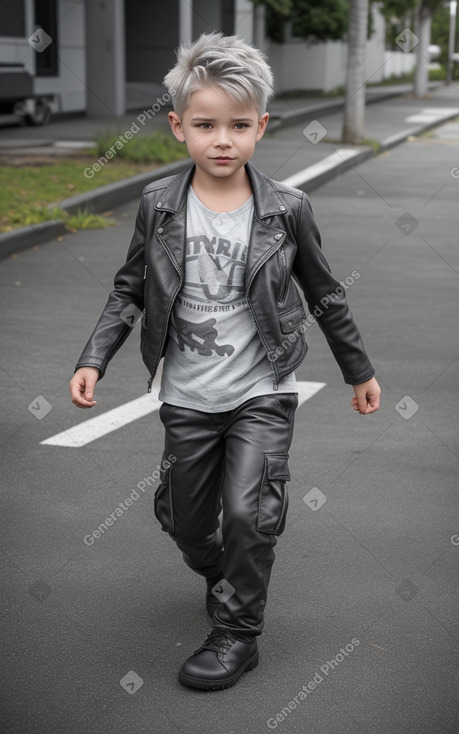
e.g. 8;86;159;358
70;32;381;691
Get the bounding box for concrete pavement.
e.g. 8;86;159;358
1;92;459;734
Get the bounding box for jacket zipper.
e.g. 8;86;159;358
246;295;279;391
146;236;183;392
277;246;288;306
143;265;148;327
246;231;285;391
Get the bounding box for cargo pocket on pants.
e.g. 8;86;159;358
256;453;290;536
154;463;175;535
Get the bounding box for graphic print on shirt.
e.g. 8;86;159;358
172;313;235;357
170;215;250;358
160;187;298;411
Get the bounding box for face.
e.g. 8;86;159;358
168;85;269;183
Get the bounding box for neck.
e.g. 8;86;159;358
193;164;250;192
191;165;252;212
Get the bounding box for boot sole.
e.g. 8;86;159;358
178;651;259;691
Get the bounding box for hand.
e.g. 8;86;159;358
351;376;381;415
70;367;100;408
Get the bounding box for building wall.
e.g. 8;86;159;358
34;0;86;113
125;0;179;84
266;5;406;94
0;0;415;117
193;0;221;37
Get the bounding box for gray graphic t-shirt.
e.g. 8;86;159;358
159;185;297;412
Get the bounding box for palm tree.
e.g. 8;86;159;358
342;0;369;144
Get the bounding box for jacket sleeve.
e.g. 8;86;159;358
74;192;147;379
293;192;375;385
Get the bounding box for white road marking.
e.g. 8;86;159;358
41;381;325;448
282;149;364;189
405;107;459;124
296;381;326;407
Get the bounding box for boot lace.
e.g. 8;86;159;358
197;629;237;654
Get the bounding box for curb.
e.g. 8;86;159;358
378;108;459;151
283;105;459;195
0;83;455;260
0;158;192;261
60;158;191;216
0;219;67;260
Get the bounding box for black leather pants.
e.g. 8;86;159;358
155;393;298;641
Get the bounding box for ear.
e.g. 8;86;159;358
256;113;269;141
168;111;185;142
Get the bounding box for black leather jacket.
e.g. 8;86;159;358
75;162;375;390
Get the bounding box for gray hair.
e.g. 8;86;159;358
163;32;274;118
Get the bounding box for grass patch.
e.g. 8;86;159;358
66;209;116;232
94;129;186;163
0;142;188;233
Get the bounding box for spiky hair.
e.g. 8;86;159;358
163;32;274;117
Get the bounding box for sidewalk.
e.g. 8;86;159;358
252;84;459;186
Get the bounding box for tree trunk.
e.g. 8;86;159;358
342;0;369;144
414;1;431;97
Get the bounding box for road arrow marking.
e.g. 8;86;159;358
41;380;325;448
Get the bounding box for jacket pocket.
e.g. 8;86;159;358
154;464;175;535
279;304;306;334
257;454;290;536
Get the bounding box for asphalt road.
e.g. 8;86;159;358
1;120;458;734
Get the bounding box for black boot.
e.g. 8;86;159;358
178;629;259;690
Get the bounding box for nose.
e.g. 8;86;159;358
213;127;232;148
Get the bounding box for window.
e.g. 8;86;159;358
0;0;26;37
34;0;58;77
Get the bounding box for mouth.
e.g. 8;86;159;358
213;156;235;161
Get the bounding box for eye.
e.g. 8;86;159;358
234;123;248;130
200;123;212;130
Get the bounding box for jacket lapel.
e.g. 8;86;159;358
154;163;195;276
153;161;288;285
245;163;287;288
